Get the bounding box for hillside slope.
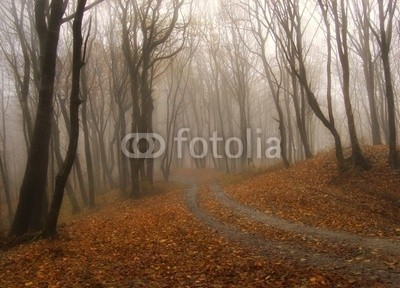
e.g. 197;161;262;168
224;146;400;239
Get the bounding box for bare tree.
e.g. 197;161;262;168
10;0;68;236
81;64;96;207
250;1;291;167
119;0;143;197
44;0;88;236
369;0;398;168
330;0;370;169
0;80;12;221
161;46;194;180
350;0;382;145
204;32;231;172
105;8;130;194
0;0;34;151
265;0;346;170
120;0;189;195
219;19;254;169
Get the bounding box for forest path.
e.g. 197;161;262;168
210;183;400;255
180;177;400;286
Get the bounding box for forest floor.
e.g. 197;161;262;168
1;146;400;287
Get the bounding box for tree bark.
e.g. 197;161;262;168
51;118;80;213
0;154;13;222
81;76;95;207
332;0;370;169
10;0;67;236
376;0;398;168
44;0;87;236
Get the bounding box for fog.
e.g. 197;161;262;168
0;0;399;232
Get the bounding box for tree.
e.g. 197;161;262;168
119;0;142;197
370;0;398;168
104;9;130;195
120;0;189;195
250;1;291;167
43;0;88;236
350;0;382;145
0;0;35;152
330;0;370;169
265;0;346;170
161;46;195;180
218;12;254;169
81;64;96;207
10;0;68;236
137;0;189;183
0;83;12;221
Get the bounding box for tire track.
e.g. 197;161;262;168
210;183;400;256
180;179;400;286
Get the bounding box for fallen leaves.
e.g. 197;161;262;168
224;145;400;239
1;146;399;287
0;182;336;287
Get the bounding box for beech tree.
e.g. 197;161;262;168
43;0;88;236
10;0;68;236
120;0;190;196
350;0;382;145
0;77;12;222
369;0;398;168
265;0;346;170
330;0;370;169
0;0;35;152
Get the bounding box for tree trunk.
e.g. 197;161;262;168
288;50;312;159
332;0;369;169
58;93;88;205
117;102;128;195
10;0;66;236
81;69;96;207
377;1;398;168
74;157;88;206
51;118;80;213
0;154;13;222
43;0;87;236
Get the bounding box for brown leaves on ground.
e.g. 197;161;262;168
224;145;400;239
1;146;399;287
0;182;337;287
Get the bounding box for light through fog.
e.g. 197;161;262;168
0;1;400;285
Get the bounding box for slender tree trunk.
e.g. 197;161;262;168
120;4;141;197
52;119;80;213
0;155;13;222
59;97;89;206
117;104;128;195
332;0;369;169
10;0;66;236
214;64;230;173
44;0;87;236
130;122;141;198
81;73;95;207
362;39;381;145
260;50;290;168
97;132;115;189
74;157;88;205
284;87;294;163
377;1;398;168
288;52;312;159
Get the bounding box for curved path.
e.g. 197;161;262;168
211;183;400;255
180;179;400;286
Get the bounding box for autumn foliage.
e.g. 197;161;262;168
0;146;399;287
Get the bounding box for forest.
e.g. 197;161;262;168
0;0;400;287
